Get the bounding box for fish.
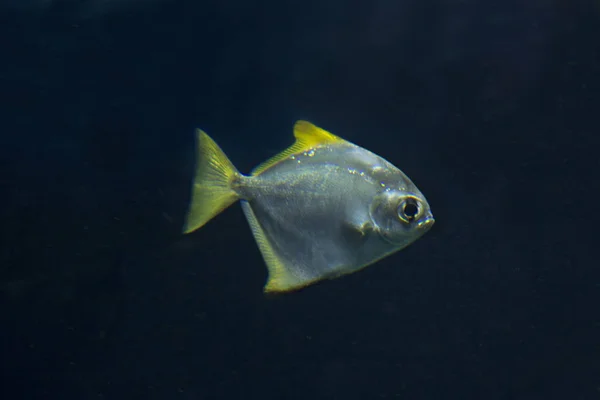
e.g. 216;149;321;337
182;120;434;293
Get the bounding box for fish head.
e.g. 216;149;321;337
369;188;435;248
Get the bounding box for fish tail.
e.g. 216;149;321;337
182;129;241;234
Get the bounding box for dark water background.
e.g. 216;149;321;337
1;0;598;398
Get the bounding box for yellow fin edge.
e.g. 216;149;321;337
241;202;308;293
251;120;345;176
182;130;240;234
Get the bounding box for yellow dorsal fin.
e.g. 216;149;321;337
251;120;345;176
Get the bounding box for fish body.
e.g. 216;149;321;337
183;121;434;293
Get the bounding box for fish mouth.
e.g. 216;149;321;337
417;214;435;230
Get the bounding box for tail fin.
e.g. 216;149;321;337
182;129;240;234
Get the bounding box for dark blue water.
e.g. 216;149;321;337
1;0;598;399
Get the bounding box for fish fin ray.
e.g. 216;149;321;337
241;202;314;293
182;130;240;234
251;120;346;176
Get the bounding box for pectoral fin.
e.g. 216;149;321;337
340;220;373;247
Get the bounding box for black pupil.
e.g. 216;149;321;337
403;200;419;220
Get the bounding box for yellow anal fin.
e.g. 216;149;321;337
251;120;346;176
182;130;240;234
241;202;310;293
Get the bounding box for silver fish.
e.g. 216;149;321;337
183;121;434;293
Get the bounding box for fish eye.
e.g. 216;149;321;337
398;198;420;223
